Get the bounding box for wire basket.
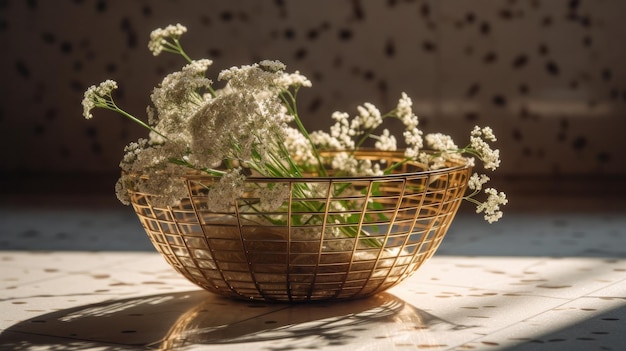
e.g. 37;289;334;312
129;151;471;302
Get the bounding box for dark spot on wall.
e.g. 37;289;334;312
597;152;610;163
512;128;523;141
542;16;553;27
34;124;45;135
519;84;529;95
60;41;73;54
16;59;30;79
142;5;152;17
385;39;395;57
339;28;353;41
466;12;475;23
45;108;58;121
200;15;211;27
422;40;436;52
499;9;513;20
120;17;137;49
274;0;287;18
479;21;491;35
308;96;322;113
466;83;480;98
512;54;528;68
519;106;529;119
220;11;234;22
27;0;37;9
582;36;592;47
572;136;587;151
294;48;307;60
377;80;388;93
332;55;343;68
579;15;591;28
492;95;506;107
208;48;221;58
546;61;559;75
363;70;375;81
96;0;107;12
601;68;611;82
420;4;431;18
538;44;549;56
72;60;82;72
105;62;117;73
568;0;580;11
60;145;71;159
91;142;102;155
465;112;478;121
69;80;84;92
307;29;319;40
351;0;364;20
42;32;56;44
569;80;579;90
483;52;497;64
284;28;295;40
86;127;97;138
312;71;323;82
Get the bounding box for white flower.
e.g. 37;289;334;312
470;135;500;171
150;59;213;122
425;133;458;151
82;80;118;119
468;173;490;191
403;127;423;157
476;188;508;223
259;60;286;72
284;127;317;166
374;129;397;151
206;168;246;212
275;71;312;88
148;23;187;56
330;152;383;176
471;125;497;142
257;183;290;211
356;103;382;130
396;92;418;129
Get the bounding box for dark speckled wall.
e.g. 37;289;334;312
1;0;625;179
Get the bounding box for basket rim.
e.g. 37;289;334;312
128;149;472;182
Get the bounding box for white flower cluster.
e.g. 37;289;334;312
83;23;508;224
476;188;508;223
148;23;187;56
470;126;501;170
82;80;118;119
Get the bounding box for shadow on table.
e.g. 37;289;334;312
0;291;473;350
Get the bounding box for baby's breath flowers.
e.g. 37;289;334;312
148;23;190;60
82;24;507;223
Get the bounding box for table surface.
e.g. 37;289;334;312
1;193;625;350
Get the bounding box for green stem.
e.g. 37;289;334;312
280;90;327;176
101;97;169;141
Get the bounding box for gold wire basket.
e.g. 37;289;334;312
129;151;471;302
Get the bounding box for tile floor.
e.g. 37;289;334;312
0;191;625;350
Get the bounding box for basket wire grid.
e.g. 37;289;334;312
129;151;471;302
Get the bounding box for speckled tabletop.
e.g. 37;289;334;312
1;193;625;350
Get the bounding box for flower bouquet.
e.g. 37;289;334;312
82;24;507;302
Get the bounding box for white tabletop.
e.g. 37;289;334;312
1;194;625;350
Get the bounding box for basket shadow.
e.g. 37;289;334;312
0;290;472;350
